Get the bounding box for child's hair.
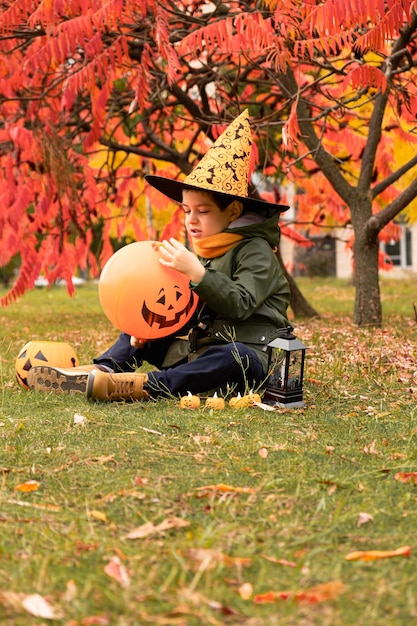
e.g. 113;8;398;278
191;189;234;212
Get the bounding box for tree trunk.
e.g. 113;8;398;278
352;203;382;326
275;247;319;319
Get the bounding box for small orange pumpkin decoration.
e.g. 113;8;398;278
15;341;79;389
99;241;198;340
179;391;201;409
229;391;262;409
205;392;225;410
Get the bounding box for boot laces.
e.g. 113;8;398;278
112;379;135;396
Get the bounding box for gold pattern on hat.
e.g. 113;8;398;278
184;109;252;198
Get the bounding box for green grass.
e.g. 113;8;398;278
1;278;417;625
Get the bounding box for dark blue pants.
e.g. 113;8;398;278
94;332;264;398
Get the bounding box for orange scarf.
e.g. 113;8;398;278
192;232;245;258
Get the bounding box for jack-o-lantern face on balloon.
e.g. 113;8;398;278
99;241;198;340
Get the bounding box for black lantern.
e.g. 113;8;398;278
263;327;307;408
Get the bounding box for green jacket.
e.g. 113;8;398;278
189;210;290;375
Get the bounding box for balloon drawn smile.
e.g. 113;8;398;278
141;288;197;329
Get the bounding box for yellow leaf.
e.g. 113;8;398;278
14;480;39;492
89;510;108;522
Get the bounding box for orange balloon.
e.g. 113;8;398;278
98;241;198;339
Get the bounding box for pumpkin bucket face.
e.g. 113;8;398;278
15;341;79;389
99;241;198;340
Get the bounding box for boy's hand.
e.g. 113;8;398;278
130;336;146;347
159;238;205;284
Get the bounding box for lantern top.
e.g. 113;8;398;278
267;335;307;351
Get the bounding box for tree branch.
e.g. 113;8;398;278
278;67;356;206
367;176;417;234
371;152;417;199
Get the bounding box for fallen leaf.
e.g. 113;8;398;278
258;447;268;458
238;582;253;600
394;472;417;484
261;554;297;567
74;412;87;425
363;440;380;455
357;512;373;527
14;480;39;492
89;510;108;522
254;580;345;604
62;579;77;603
7;499;60;511
345;545;411;561
81;616;111;625
182;548;251;569
125;516;189;539
195;483;257;494
0;590;25;612
104;556;130;588
22;593;63;619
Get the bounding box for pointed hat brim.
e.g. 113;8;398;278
145;110;289;214
145;175;289;214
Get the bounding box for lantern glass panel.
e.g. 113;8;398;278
287;349;303;391
268;348;287;390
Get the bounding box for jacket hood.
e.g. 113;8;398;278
225;209;282;248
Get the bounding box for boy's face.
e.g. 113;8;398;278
182;190;240;240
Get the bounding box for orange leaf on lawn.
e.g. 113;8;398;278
345;545;411;561
394;472;417;484
14;480;40;492
195;483;257;494
254;580;345;604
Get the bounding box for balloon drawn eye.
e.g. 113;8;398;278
156;294;165;305
175;290;182;301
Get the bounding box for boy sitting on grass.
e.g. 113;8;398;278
28;110;291;401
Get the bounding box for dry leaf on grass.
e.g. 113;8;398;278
261;554;297;567
345;545;411;561
363;440;380;455
357;512;373;527
7;499;60;512
254;580;345;604
394;472;417;483
104;556;130;588
88;510;108;523
22;593;63;619
14;480;39;492
181;548;252;570
195;483;257;495
238;582;253;600
124;516;189;539
73;412;87;425
80;616;112;625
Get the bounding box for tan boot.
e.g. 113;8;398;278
86;370;149;402
27;364;112;394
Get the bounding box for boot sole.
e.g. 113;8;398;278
27;366;88;394
86;370;96;400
